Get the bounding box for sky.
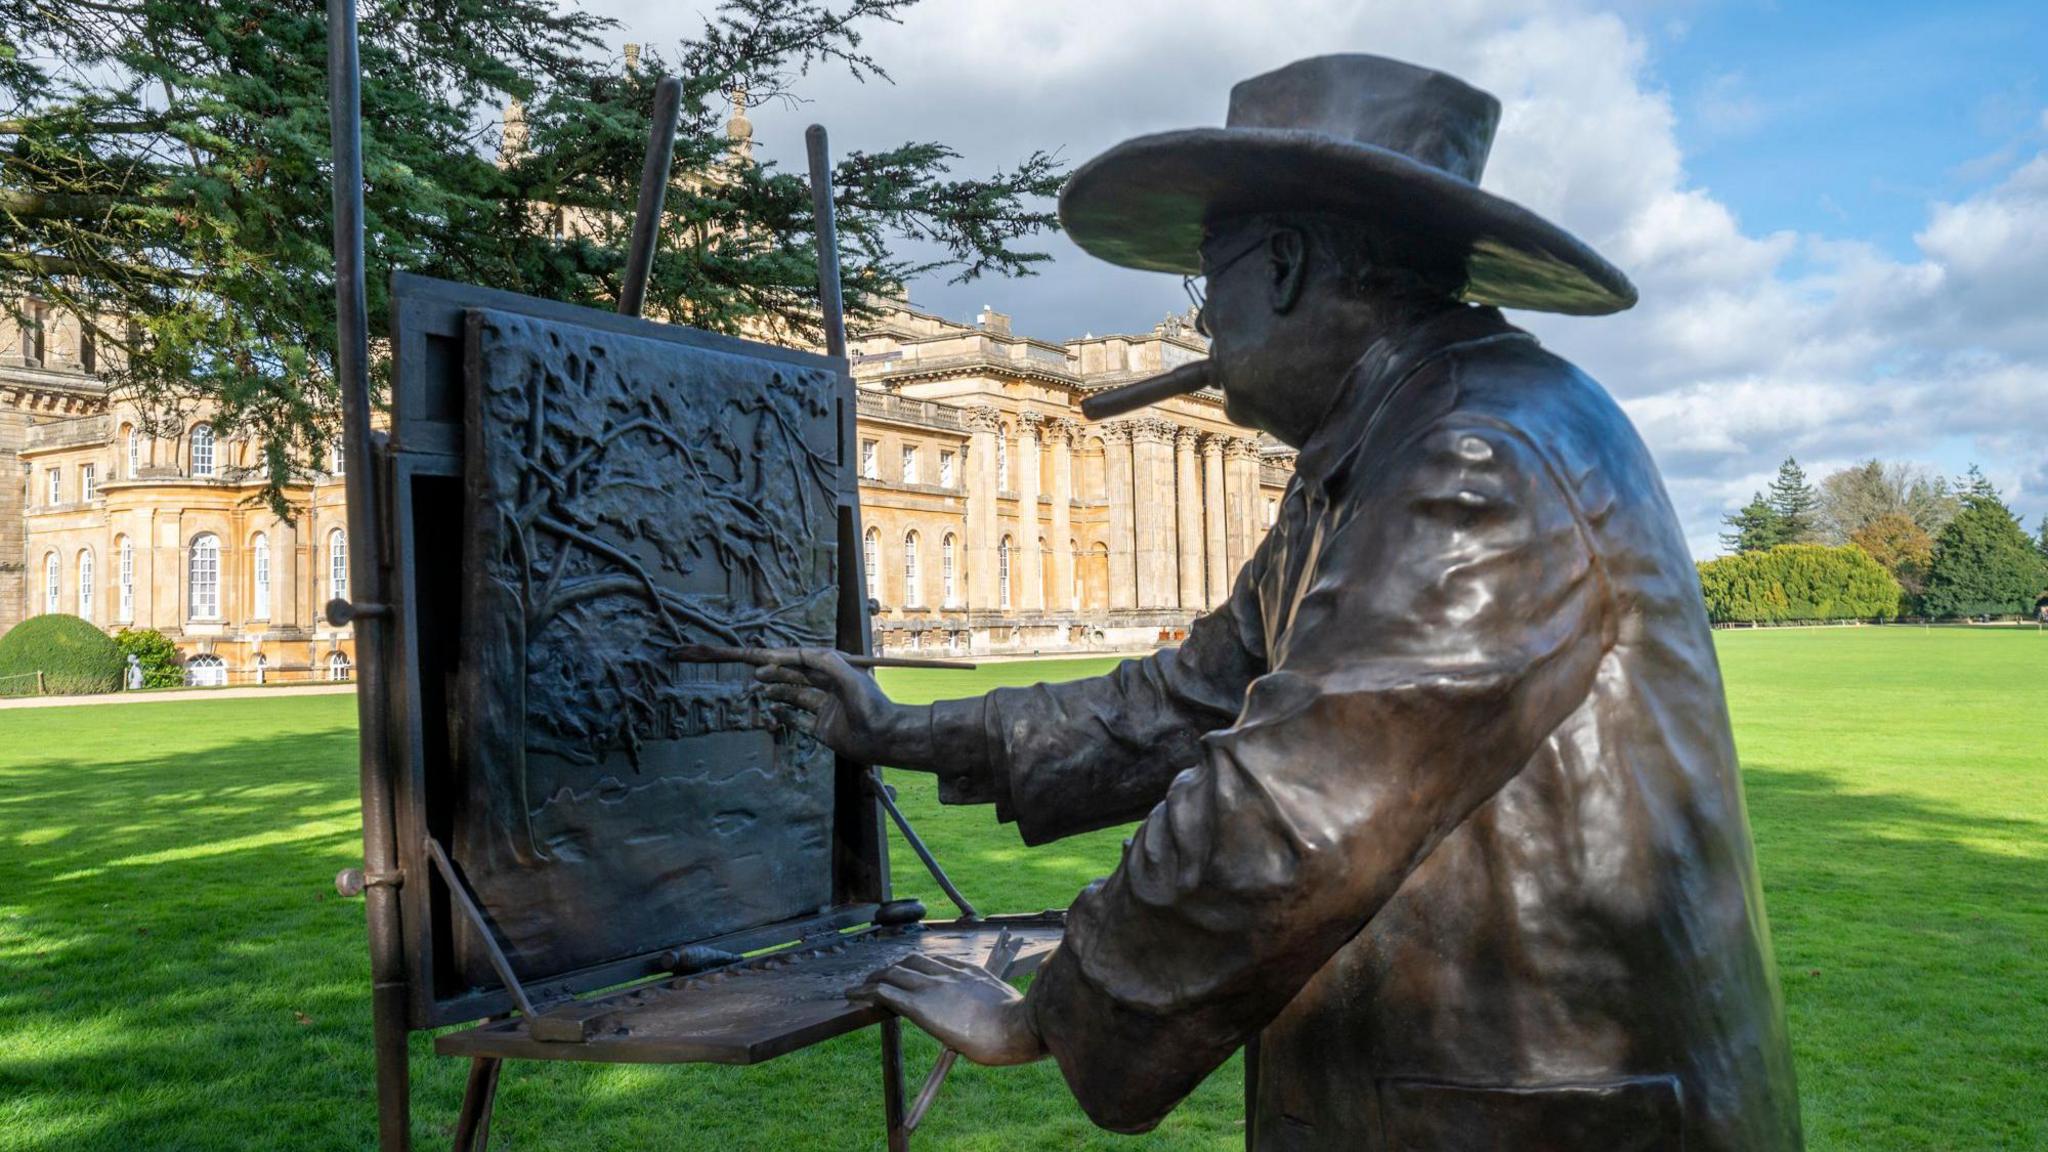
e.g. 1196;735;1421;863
579;0;2048;557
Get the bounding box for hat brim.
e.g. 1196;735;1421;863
1058;128;1637;316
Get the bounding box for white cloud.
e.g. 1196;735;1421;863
584;0;2048;555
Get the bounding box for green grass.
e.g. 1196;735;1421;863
0;630;2041;1149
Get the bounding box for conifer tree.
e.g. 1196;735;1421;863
1920;470;2048;618
0;0;1064;513
1720;491;1782;554
1765;457;1822;544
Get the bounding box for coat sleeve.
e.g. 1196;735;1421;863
1024;420;1612;1134
921;528;1272;844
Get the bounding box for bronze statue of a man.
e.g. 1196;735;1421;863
758;54;1802;1151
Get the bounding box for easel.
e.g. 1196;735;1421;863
326;8;1057;1149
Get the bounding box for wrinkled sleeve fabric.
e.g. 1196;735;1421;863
922;533;1272;841
1025;420;1611;1134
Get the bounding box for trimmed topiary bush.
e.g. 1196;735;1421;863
0;614;123;695
115;628;185;689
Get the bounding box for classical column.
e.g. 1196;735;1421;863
1129;418;1178;610
966;406;1001;612
1016;412;1044;612
1174;427;1204;611
1244;439;1271;552
1223;436;1262;576
1201;434;1229;607
1101;421;1137;611
1048;418;1077;612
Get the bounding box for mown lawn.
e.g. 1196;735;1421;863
0;628;2041;1150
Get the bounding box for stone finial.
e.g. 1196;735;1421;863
726;86;754;163
623;43;641;74
501;99;529;162
974;306;1012;337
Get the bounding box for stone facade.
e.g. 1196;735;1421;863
1;298;1292;672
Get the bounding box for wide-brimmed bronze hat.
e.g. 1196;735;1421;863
1059;54;1637;316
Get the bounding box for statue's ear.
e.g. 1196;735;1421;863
1268;227;1307;314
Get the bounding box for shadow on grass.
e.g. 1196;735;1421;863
0;721;1237;1151
1739;765;2046;1151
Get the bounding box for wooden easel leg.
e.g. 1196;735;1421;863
451;1057;502;1152
881;1018;910;1151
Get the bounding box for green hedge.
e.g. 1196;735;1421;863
0;614;124;695
1697;544;1902;624
116;628;185;689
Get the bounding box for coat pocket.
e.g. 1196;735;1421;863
1376;1075;1683;1152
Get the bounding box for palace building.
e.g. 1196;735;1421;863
1;298;1291;679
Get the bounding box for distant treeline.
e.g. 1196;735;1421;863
1704;459;2048;623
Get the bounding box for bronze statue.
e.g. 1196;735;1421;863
758;54;1802;1150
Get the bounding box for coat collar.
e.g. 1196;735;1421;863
1293;304;1533;496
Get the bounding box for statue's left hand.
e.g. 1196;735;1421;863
848;954;1048;1066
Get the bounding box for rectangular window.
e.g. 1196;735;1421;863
119;543;134;623
80;463;96;501
901;445;918;485
861;439;878;480
939;450;956;488
46;467;60;505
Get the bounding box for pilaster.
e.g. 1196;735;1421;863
1201;433;1229;607
1016;411;1044;611
1100;421;1137;611
1048;418;1077;611
1173;426;1204;610
966;405;1001;611
1128;418;1178;610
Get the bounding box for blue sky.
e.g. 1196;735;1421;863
1653;0;2045;261
591;0;2048;554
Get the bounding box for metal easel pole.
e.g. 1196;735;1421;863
808;122;910;1152
618;76;683;318
328;4;410;1148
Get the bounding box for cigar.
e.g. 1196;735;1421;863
669;643;976;671
1079;360;1216;421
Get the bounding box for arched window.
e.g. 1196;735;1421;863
186;654;227;688
77;550;94;623
328;651;354;682
328;528;348;602
902;531;921;608
189;424;215;477
252;533;272;619
998;536;1013;609
125;425;141;478
189;534;220;620
117;536;135;623
862;527;879;597
43;552;59;614
941;533;957;606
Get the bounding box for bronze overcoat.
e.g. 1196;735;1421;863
930;306;1802;1150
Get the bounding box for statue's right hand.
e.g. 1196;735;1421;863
751;649;927;768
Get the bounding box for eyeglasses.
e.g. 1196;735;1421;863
1180;235;1266;338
